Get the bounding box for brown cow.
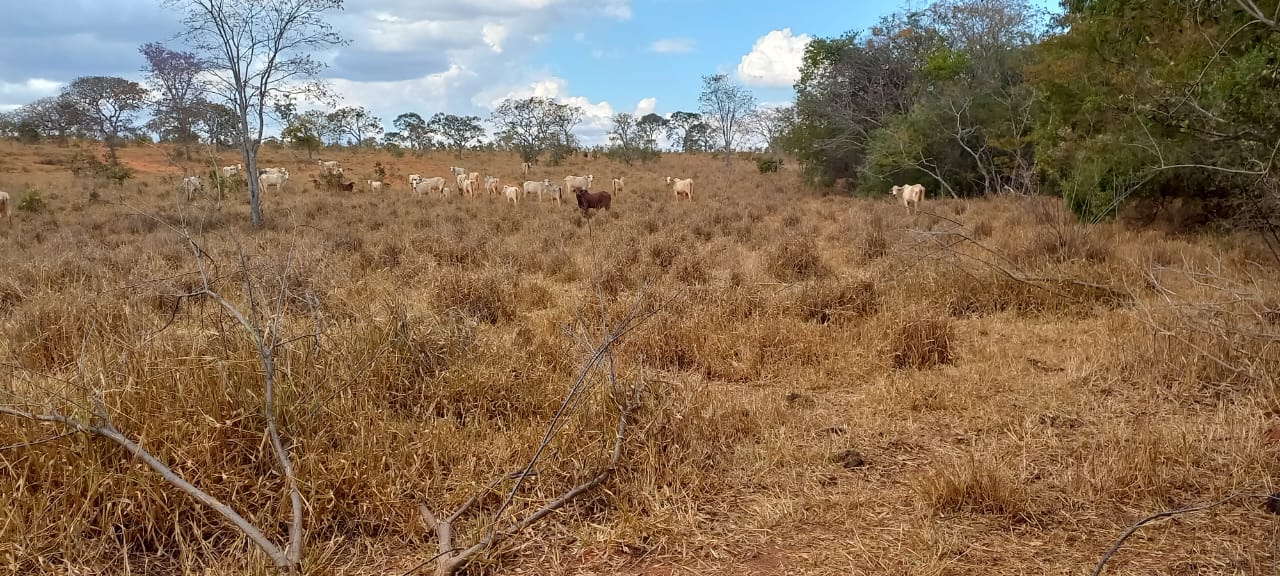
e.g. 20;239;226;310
341;181;355;192
575;189;611;216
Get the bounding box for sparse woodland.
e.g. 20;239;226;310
1;0;1280;574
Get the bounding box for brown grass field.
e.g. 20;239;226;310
1;140;1279;575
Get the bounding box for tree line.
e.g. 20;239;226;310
784;0;1280;228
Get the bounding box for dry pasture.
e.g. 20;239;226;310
1;141;1279;575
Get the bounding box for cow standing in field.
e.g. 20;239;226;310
575;189;611;216
891;184;925;214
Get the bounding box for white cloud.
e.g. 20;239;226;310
482;23;507;53
307;0;635;145
635;97;657;116
736;28;811;87
0;77;63;109
472;77;656;145
649;37;695;54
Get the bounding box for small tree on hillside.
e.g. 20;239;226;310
281;110;326;158
60;76;150;164
666;110;714;153
393;112;432;155
140;42;208;157
425;113;485;158
163;0;346;228
326;106;382;148
698;74;756;165
491;97;584;165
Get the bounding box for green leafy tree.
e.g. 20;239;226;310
425;113;484;158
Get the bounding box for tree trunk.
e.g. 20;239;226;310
242;141;262;228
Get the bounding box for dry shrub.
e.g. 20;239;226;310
766;233;829;282
931;267;1125;319
971;218;993;240
858;219;890;262
887;318;955;369
647;234;684;268
794;279;879;325
1019;225;1111;266
673;252;710;285
915;454;1030;519
431;267;519;324
9;296;131;370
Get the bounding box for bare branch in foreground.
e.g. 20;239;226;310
1091;492;1263;576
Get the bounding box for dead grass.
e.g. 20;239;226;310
1;142;1278;576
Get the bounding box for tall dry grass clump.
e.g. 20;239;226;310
766;232;829;282
916;454;1032;520
887;318;955;369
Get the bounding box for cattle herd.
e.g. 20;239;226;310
1;158;931;221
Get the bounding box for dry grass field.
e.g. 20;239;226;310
2;140;1280;575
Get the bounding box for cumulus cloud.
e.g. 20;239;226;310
649;37;695;54
736;28;812;87
473;77;657;145
0;0;638;145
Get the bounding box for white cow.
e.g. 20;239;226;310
220;163;244;177
367;180;384;192
671;177;694;201
521;161;531;176
542;183;564;205
523;179;553;201
0;190;10;219
484;175;500;195
612;176;625;195
502;185;521;205
181;175;203;200
414;176;446;196
318;160;341;174
259;169;289;193
449;166;466;177
890;184;925;213
564;174;593;194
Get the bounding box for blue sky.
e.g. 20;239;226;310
0;0;1053;146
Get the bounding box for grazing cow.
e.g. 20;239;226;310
670;177;694;201
502;185;521;205
564;174;593;194
318;160;342;175
521;161;531;176
367;180;384;192
545;184;564;205
890;184;925;214
259;169;289;193
220;163;244;178
575;189;611;216
413;176;446;196
0;190;10;219
182;175;203;200
612;176;625;195
523;179;552;201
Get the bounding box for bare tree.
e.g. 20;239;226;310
744;106;794;154
163;0;346;228
140;42;208;157
60;76;150;163
326;105;382;147
698;74;756;165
